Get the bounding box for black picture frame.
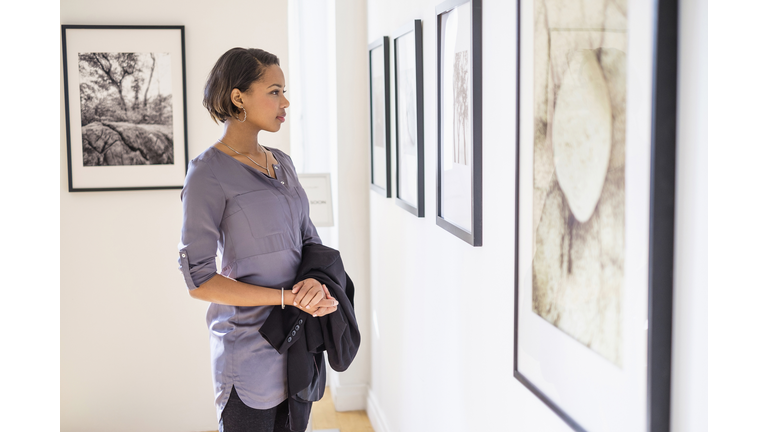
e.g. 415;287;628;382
61;25;189;192
435;0;482;246
393;20;425;217
368;36;392;197
512;0;678;430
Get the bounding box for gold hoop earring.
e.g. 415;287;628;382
237;106;247;123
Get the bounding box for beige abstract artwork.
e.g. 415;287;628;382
531;0;627;366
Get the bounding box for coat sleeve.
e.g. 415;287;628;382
177;158;226;290
319;271;359;371
260;245;360;372
299;247;360;372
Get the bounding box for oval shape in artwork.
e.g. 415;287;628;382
551;49;612;223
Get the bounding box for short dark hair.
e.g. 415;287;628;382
203;48;281;123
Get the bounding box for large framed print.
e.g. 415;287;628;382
62;25;189;192
393;20;425;217
436;0;482;246
513;0;678;431
368;37;392;197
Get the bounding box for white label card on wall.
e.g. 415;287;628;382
298;173;334;227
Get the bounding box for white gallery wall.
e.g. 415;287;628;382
670;0;707;429
364;1;707;432
60;1;290;431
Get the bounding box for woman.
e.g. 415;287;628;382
178;47;338;432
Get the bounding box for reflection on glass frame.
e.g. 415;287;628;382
512;0;678;430
436;0;482;246
368;37;392;197
393;20;425;217
61;25;189;192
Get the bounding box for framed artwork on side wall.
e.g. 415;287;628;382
513;0;678;431
368;37;392;197
436;0;483;246
297;173;334;228
61;25;189;192
393;20;425;217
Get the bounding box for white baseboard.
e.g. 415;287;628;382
366;389;391;432
330;382;368;411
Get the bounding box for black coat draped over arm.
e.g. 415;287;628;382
259;243;360;431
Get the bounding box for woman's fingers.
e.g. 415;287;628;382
313;304;338;317
315;297;338;308
295;279;323;308
309;297;339;316
293;279;318;306
302;290;325;309
292;277;319;294
302;297;338;314
307;284;336;311
292;279;340;313
298;285;320;308
291;280;304;294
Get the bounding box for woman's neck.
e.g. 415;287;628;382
219;120;264;154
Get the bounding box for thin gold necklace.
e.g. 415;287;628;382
217;139;271;177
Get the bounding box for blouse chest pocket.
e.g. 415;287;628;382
228;190;297;258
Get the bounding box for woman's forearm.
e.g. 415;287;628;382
189;274;296;307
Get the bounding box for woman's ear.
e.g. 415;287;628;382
230;88;243;108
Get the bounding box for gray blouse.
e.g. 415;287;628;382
177;146;320;418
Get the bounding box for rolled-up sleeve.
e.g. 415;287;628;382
178;159;226;290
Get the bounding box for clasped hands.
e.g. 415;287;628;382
289;278;339;317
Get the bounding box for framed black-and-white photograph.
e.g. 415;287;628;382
436;0;482;246
62;25;188;192
393;20;425;217
513;0;678;430
368;37;391;197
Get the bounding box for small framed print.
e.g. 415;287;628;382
61;25;189;192
436;0;482;246
513;0;679;430
368;37;392;197
298;173;334;228
393;20;425;217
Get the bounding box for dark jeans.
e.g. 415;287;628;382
219;386;295;432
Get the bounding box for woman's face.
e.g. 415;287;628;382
239;64;289;132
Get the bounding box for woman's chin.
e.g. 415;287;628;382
259;123;281;133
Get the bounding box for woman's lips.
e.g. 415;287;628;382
277;116;286;123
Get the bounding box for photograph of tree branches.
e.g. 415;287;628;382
78;52;174;166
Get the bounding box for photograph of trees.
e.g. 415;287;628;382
78;52;174;166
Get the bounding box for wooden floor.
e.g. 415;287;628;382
311;386;374;432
